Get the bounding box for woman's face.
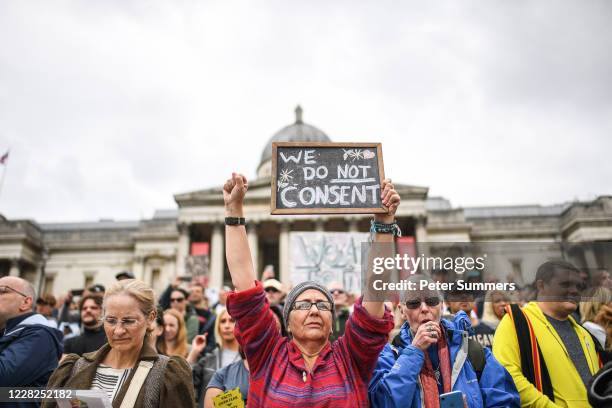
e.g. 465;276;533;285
163;313;179;342
491;293;509;319
288;289;333;343
402;291;442;334
103;294;152;354
170;290;187;313
218;311;236;343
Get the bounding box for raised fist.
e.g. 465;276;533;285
223;173;248;216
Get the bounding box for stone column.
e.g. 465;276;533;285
348;217;359;233
175;223;190;277
314;219;325;232
35;260;45;298
583;246;599;272
210;223;224;289
9;258;20;277
279;222;291;285
415;216;428;243
415;216;429;260
133;256;147;283
247;223;259;276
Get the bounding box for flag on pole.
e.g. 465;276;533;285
0;151;8;165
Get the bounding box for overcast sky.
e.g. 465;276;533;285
1;0;610;222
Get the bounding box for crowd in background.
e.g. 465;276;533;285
2;172;612;408
1;261;611;407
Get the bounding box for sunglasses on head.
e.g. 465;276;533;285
405;297;441;309
265;287;280;294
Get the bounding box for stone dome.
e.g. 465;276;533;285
257;106;331;178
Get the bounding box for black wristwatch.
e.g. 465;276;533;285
225;217;246;226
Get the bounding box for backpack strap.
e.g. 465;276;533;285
391;330;486;380
467;338;485;381
119;360;153;408
581;324;606;368
506;304;554;402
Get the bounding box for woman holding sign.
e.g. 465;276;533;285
223;172;397;408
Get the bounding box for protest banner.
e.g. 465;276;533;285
271;142;386;214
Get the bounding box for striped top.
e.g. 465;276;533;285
90;364;132;402
227;281;394;408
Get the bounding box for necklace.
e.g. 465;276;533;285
294;341;327;358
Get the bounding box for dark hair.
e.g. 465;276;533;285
155;306;164;327
270;304;287;337
190;283;205;291
535;260;580;283
171;288;189;299
79;294;103;311
155;306;166;355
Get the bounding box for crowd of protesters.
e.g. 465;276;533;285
0;172;611;407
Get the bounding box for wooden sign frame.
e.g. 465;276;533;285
271;142;387;215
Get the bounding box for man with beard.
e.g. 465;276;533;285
494;260;602;407
189;282;216;353
62;293;106;356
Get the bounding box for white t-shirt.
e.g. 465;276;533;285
221;348;240;368
583;321;607;349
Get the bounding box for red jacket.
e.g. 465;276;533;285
227;281;393;407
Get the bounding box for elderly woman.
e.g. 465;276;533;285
369;277;520;408
44;279;195;408
221;172;396;407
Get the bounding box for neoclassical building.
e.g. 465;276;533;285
1;107;611;297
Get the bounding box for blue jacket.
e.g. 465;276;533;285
368;312;520;408
0;312;63;406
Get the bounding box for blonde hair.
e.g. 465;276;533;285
481;290;511;329
214;308;236;349
160;309;188;357
103;279;157;337
580;286;612;323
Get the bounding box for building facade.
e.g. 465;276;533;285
1;107;611;297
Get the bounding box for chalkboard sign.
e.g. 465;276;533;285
271;142;386;214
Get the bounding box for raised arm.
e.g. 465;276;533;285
223;173;256;292
362;178;400;318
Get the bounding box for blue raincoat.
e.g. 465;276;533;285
368;312;520;407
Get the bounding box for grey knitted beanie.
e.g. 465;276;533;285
282;280;336;335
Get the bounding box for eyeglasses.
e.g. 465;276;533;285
100;317;140;329
170;297;185;303
405;297;441;309
0;285;28;298
292;301;333;312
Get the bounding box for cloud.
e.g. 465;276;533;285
0;0;610;221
